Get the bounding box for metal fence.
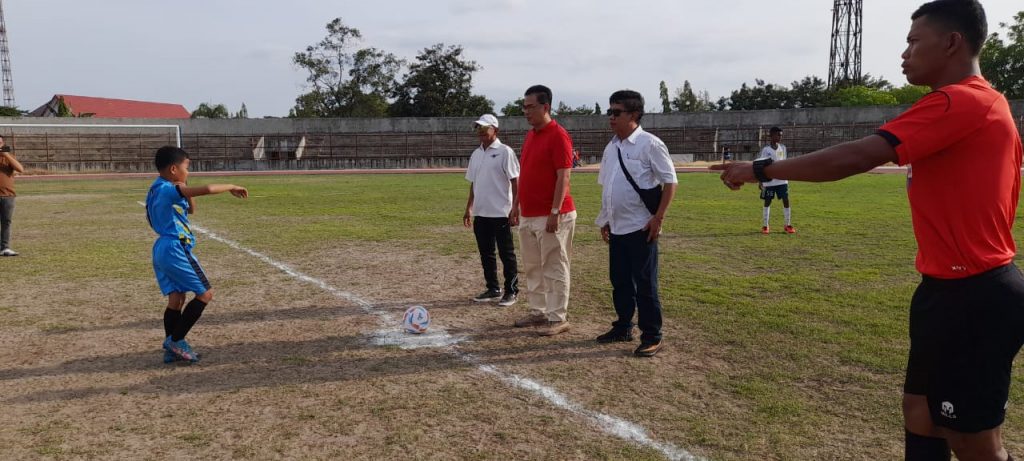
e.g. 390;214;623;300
6;116;1024;172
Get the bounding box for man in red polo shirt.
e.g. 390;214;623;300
714;1;1023;460
511;84;577;337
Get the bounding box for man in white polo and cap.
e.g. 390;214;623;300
463;114;521;306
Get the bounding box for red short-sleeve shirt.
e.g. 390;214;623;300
878;76;1023;278
518;120;576;217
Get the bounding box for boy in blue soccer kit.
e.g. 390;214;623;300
146;146;247;363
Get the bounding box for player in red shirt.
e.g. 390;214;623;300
713;2;1023;460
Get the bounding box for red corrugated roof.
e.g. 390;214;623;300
51;95;190;119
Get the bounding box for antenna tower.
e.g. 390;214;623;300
828;0;863;88
0;0;15;107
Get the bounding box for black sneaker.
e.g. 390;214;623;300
634;341;663;357
473;289;502;302
497;292;517;307
595;328;634;343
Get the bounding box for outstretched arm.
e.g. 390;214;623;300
178;184;248;199
711;135;897;188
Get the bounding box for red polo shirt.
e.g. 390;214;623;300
519;120;576;217
878;75;1023;279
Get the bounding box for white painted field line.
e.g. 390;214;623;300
138;202;705;461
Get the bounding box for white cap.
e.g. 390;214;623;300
473;114;499;128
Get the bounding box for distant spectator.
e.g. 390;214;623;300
0;135;24;257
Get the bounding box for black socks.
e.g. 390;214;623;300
170;298;208;342
904;429;951;461
163;308;182;337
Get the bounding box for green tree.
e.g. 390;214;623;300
0;106;21;117
234;103;249;119
888;85;932;104
719;79;790;110
981;11;1024;99
555;101;597;115
291;18;404;118
501;97;525;116
191;103;230;119
671;80;712;112
830;86;898;107
832;73;893;91
659;81;672;113
787;76;831;108
389;43;493;117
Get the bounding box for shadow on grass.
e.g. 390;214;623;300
42;298;479;336
3;324;617;404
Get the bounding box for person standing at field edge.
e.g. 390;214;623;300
463;113;520;307
714;2;1024;459
0;135;24;257
511;85;577;337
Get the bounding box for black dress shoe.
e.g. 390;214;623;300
595;328;634;343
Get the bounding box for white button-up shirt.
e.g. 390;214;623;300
595;126;678;235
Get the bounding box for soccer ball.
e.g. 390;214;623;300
402;305;430;334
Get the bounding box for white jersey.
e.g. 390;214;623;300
758;143;788;187
465;139;520;218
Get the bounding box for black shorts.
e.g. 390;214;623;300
760;184;789;200
904;264;1024;433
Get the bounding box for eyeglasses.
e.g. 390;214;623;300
606;108;631;117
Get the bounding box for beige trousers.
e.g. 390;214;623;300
518;211;576;322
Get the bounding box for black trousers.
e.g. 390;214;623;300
473;216;518;294
609;230;663;343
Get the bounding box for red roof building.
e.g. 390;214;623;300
30;95;190;119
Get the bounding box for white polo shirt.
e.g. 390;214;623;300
465;139;520;218
757;144;788;187
595;126;678;235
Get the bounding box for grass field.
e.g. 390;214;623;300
1;171;1023;460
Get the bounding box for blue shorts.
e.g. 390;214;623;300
760;184;789;200
152;238;211;296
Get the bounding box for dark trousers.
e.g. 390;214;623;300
473;216;518;294
609;230;663;343
0;196;13;250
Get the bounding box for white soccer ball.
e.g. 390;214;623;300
403;305;430;334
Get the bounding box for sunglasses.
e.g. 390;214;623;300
475;125;493;133
606;108;631;117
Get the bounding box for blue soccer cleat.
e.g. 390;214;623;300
167;338;199;363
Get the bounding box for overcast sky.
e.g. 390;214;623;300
6;1;1021;117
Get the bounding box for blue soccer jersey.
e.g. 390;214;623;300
146;177;195;248
146;177;209;295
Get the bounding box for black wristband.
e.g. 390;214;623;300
753;158;773;183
